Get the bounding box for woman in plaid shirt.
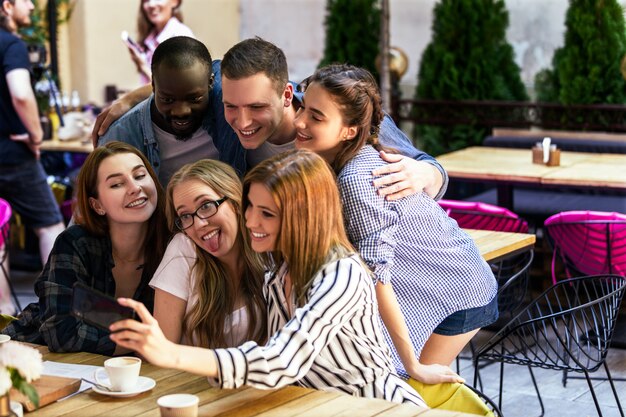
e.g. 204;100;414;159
2;142;169;355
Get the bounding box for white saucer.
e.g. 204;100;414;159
91;376;156;397
0;335;10;344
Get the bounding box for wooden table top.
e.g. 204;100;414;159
465;228;536;262
27;346;481;417
437;146;626;189
40;136;93;153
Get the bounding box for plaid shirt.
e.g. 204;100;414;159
338;145;497;373
2;225;154;355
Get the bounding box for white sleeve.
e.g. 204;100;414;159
149;233;197;301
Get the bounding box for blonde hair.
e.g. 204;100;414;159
166;159;266;347
243;150;355;306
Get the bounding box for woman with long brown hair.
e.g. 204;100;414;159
293;64;498;385
2;141;169;355
150;159;266;348
129;0;194;84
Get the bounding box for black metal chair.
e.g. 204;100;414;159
457;249;535;385
465;384;504;417
474;275;626;417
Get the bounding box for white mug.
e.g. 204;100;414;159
94;356;141;392
157;394;199;417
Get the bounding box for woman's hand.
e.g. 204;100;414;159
127;46;151;80
407;362;465;385
109;298;179;369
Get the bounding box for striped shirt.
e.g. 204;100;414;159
210;254;426;408
338;146;498;374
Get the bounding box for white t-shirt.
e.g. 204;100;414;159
150;233;251;346
246;139;295;167
152;123;220;185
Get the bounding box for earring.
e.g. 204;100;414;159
96;209;105;216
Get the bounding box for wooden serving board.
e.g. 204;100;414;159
10;375;81;412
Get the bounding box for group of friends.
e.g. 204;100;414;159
1;0;499;410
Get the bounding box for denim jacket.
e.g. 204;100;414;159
99;60;246;181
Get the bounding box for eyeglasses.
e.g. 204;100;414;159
174;197;228;230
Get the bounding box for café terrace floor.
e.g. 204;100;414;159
10;268;626;417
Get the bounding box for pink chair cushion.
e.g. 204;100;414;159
438;199;529;233
0;198;12;248
544;210;626;282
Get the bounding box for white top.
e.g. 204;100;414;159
152;123;219;185
246;139;295;167
141;17;194;84
150;233;250;346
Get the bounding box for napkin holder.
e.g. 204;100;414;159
532;145;560;166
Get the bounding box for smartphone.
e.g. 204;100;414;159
121;31;142;53
71;282;135;331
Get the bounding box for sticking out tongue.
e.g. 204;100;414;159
207;230;220;252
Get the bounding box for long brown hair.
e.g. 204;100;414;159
243;150;355;306
298;64;387;173
137;0;184;46
166;159;266;347
74;141;168;278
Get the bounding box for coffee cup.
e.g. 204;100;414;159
94;356;141;392
157;394;199;417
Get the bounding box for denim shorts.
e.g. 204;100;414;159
433;295;499;336
0;159;63;228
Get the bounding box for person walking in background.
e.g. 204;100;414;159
110;150;426;408
130;0;194;84
150;159;266;347
0;0;64;279
2;142;169;355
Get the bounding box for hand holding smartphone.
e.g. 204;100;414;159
71;282;136;332
121;30;142;54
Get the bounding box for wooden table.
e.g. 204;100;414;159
27;346;480;417
437;147;626;208
40;137;93;153
465;228;535;263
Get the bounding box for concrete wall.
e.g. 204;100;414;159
59;0;624;105
241;0;571;91
59;0;239;105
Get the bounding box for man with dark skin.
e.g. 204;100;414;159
98;36;245;186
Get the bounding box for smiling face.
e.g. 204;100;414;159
245;182;281;253
293;82;357;165
89;153;158;227
152;61;211;140
172;178;239;261
222;73;293;149
142;0;178;31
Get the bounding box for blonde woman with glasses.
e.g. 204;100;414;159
149;159;266;348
